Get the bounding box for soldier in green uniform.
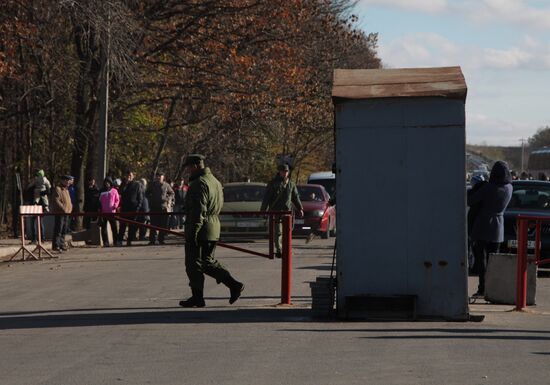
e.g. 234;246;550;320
179;154;244;308
261;163;304;258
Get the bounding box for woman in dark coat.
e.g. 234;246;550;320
467;161;513;297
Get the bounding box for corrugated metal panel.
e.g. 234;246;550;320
332;66;467;100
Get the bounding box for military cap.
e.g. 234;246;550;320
277;164;290;171
183;154;206;166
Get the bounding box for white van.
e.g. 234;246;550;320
307;171;336;198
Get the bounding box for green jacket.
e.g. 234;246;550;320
261;175;303;212
185;167;223;242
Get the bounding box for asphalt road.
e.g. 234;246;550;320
1;237;550;385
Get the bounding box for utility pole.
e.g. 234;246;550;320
519;138;526;171
97;7;110;182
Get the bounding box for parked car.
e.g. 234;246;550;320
294;184;336;239
500;180;550;267
220;182;267;239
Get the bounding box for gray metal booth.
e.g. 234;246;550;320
332;67;469;320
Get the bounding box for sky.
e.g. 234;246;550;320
355;0;550;146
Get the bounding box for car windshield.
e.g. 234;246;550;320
298;186;324;202
223;185;266;202
509;185;550;210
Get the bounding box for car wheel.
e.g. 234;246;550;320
322;218;330;239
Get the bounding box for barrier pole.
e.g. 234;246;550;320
535;219;541;263
515;218;528;311
36;215;42;259
20;215;26;260
281;214;292;304
268;214;274;259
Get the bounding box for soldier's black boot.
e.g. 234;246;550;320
220;274;244;304
179;288;205;308
229;281;244;304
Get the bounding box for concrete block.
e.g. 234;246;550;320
68;221;104;246
485;253;536;305
310;278;335;318
87;221;102;246
70;230;88;242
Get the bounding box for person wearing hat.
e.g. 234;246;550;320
50;175;73;252
26;169;52;243
261;163;304;258
28;169;52;210
468;161;513;298
147;171;174;245
179;154;244;308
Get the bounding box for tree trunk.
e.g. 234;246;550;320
151;96;178;179
70;22;101;228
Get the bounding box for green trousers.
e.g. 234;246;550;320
185;240;231;290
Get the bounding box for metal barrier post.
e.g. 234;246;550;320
516;218;528;311
268;214;274;259
281;214;292;304
36;215;42;259
535;219;541;263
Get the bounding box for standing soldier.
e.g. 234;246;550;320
261;163;304;258
147;172;175;245
179;154;244;308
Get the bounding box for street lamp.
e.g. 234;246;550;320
519;138;526;171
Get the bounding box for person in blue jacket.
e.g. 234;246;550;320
467;161;513;298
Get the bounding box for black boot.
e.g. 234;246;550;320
229;281;244;304
219;273;245;304
179;288;205;308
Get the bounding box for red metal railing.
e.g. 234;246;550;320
10;209;294;305
515;215;550;310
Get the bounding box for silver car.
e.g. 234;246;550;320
220;182;268;239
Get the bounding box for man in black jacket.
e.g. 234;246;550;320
118;171;144;246
83;176;100;230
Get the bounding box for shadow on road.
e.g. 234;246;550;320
281;327;550;341
0;308;315;330
297;263;333;271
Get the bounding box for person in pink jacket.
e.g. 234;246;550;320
99;177;120;247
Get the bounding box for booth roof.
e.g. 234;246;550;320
332;66;467;101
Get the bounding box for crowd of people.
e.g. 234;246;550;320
24;169;188;251
468;169;550;183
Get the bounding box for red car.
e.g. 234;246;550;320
294;184;336;238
